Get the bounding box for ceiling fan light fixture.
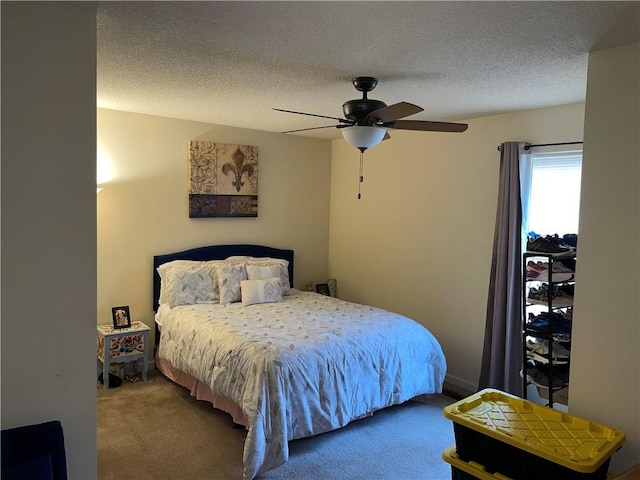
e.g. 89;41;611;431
341;125;386;150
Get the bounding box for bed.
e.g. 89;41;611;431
153;244;446;480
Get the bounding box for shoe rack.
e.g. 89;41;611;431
522;251;575;408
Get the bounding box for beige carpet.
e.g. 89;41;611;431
97;370;458;480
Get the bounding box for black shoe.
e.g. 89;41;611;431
545;234;577;251
562;233;578;249
520;361;567;389
527;236;574;256
98;373;122;388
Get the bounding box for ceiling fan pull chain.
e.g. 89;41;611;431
358;151;364;199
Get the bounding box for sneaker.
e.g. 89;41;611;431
527;311;572;336
526;261;547;279
526;261;574;282
526;336;570;364
521;361;568;389
549;261;574;274
528;284;551;303
528;284;573;307
527;236;574;256
558;284;574;297
562;233;578;249
544;234;577;251
552;286;574;306
528;261;547;272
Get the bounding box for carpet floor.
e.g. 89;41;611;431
97;370;458;480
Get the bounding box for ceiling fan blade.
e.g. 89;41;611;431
366;102;424;123
281;124;339;134
273;108;347;123
385;120;468;133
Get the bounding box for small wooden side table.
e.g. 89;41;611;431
97;321;150;389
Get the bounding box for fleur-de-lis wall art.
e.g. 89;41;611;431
188;140;258;217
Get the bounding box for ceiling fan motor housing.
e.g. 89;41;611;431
342;99;387;124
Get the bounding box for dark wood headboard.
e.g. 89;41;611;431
152;244;294;312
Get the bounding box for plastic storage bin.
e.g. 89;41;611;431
443;445;513;480
443;389;625;480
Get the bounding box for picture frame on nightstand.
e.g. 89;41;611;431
111;306;131;329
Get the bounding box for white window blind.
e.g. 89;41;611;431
527;150;582;236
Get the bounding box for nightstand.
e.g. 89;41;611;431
97;321;150;389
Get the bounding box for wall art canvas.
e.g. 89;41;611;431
188;140;258;217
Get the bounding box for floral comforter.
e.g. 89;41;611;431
156;290;446;479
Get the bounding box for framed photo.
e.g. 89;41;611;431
112;306;131;329
316;283;330;296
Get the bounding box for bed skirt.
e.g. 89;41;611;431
155;356;249;427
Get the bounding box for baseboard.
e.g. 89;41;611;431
443;375;477;400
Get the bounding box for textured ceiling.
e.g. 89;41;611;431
97;1;640;140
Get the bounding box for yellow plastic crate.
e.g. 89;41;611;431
443;446;618;480
443;388;625;479
443;445;513;480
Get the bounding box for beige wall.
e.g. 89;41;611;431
1;3;97;478
329;102;586;393
97;109;332;342
570;42;639;474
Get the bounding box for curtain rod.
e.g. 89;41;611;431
497;141;583;152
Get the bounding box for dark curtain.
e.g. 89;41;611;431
479;142;529;395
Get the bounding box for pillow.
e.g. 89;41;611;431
157;260;203;305
202;259;228;300
246;258;291;293
217;264;247;304
225;255;249;264
241;278;283;306
165;264;217;307
246;264;281;281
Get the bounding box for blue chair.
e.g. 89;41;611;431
1;420;67;480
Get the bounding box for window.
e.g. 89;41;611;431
525;150;582;237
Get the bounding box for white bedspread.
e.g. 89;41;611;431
156;290;446;479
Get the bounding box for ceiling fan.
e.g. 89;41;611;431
274;76;468;152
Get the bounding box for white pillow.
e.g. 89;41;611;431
246;258;291;293
246;264;281;281
165;265;216;307
241;278;283;306
217;264;247;304
225;255;249;264
157;260;203;305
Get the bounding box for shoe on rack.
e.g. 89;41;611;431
520;361;568;390
558;284;574;297
552;285;574;306
527;236;575;257
527;311;572;336
549;261;574;274
527;283;552;303
551;362;571;384
526;260;574;282
545;234;576;250
562;233;578;250
528;283;573;307
526;336;570;364
528;261;546;271
526;262;546;279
